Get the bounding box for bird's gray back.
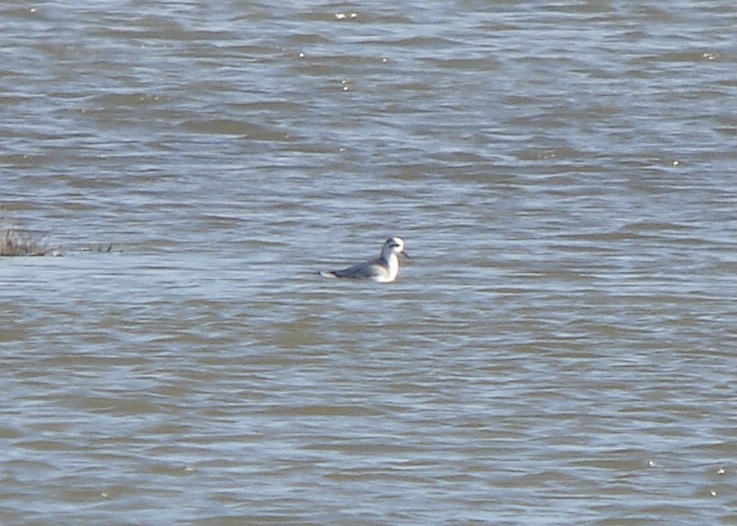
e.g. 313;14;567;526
333;257;386;279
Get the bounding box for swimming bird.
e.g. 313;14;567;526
319;237;410;283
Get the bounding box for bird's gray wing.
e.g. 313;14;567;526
328;258;384;279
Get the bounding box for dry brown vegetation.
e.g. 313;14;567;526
1;228;53;256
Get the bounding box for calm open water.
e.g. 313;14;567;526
1;0;736;524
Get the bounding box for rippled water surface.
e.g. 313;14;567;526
1;0;736;524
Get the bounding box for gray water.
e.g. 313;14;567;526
1;0;736;524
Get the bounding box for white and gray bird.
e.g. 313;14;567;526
319;237;410;283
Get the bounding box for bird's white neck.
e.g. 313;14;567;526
381;250;400;281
